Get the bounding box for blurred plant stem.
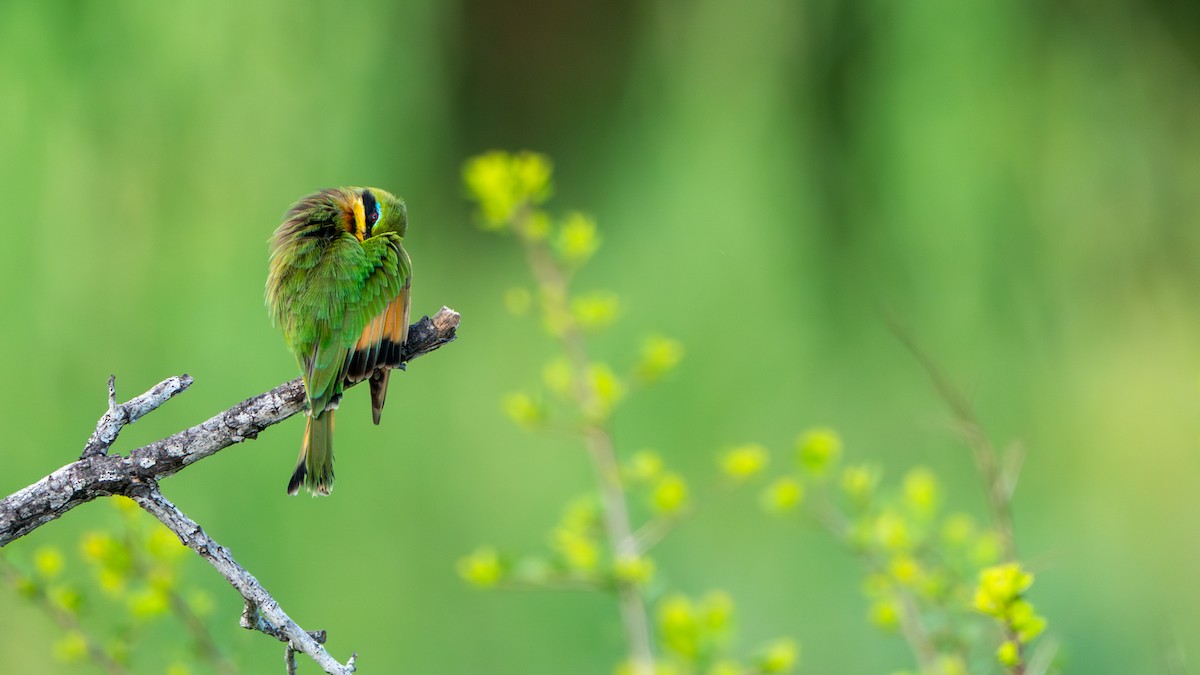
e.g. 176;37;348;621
513;206;655;674
808;485;942;673
0;557;131;675
118;527;237;675
887;317;1050;674
887;316;1020;562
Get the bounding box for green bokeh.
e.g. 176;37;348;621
2;0;1198;673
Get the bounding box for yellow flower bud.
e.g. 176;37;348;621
80;531;117;566
657;594;698;659
551;528;600;572
1009;599;1048;642
757;638;799;673
555;212;600;264
651;473;690;515
559;495;600;532
700;591;735;633
976;563;1033;610
996;639;1020;667
52;631;88;663
502;391;544;430
868;598;900;631
873;510;911;552
128;586;169;619
456;547;503;588
48;584;82;614
542;357;574;398
586;362;625;419
840;464;881;505
613;554;656;585
33;546;65;579
571;292;621;332
624;450;665;484
936;655;968;675
796;428;842;476
760;476;805;514
902;467;940;519
463;151;520;228
636;335;685;382
510;151;554;205
888;554;921;586
719;444;769;481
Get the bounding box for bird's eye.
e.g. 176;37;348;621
362;189;380;228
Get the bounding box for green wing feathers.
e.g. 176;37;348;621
268;230;408;415
266;187;412;495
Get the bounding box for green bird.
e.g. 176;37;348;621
266;187;412;496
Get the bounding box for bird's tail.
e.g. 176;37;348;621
369;368;391;425
287;411;335;496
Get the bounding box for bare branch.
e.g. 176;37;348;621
0;306;461;673
0;306;460;546
130;485;354;674
81;374;194;459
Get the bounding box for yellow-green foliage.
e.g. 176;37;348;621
459;151;796;673
728;429;1051;674
719;444;769;482
457;547;503;588
1;497;225;672
974;562;1048;664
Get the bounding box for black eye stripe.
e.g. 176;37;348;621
361;189;379;233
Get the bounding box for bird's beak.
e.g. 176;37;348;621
352;196;367;241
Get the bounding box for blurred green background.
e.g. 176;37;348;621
2;0;1199;672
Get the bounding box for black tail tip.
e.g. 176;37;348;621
287;464;334;496
287;465;306;496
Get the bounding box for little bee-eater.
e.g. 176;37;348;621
266;187;412;496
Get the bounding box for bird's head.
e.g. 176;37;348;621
350;187;407;241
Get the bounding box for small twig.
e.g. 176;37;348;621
895;588;939;673
1025;636;1059;675
134;485;355;675
242;599;327;645
81;374;194;458
885;314;1019;561
631;515;684;554
802;480;939;671
497;578;604;592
